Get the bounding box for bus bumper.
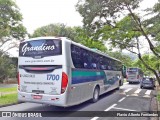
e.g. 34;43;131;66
127;79;140;83
18;91;68;107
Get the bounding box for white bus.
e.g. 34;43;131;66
18;37;125;107
126;67;143;84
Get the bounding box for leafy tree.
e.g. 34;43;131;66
133;54;160;76
0;53;17;82
0;0;26;82
74;27;107;52
107;51;133;67
32;23;78;42
32;24;108;52
0;0;27;56
76;0;160;84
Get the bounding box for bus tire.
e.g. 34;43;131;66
119;80;122;86
117;81;121;90
92;87;100;103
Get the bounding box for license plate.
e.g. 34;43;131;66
32;95;42;99
144;84;150;87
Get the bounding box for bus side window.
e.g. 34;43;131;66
103;57;108;70
91;63;97;69
92;57;96;69
99;56;105;70
71;44;83;68
90;52;95;69
84;62;88;68
82;50;89;69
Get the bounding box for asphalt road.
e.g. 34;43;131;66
0;82;157;120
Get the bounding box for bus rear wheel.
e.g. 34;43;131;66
92;87;99;103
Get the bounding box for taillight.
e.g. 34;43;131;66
17;72;20;90
61;72;68;94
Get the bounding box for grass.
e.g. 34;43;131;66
0;93;18;105
0;87;18;106
0;87;17;93
123;79;127;83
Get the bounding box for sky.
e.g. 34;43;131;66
15;0;157;34
9;0;158;57
16;0;83;34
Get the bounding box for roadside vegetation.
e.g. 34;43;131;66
0;87;17;106
123;79;127;83
0;0;26;83
76;0;160;84
0;87;17;93
0;93;17;106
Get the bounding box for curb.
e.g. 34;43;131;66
155;83;160;120
149;83;159;120
0;102;24;108
150;97;159;120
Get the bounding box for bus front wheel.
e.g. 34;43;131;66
92;87;100;103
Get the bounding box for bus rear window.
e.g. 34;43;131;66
128;68;137;72
19;39;62;58
127;71;137;74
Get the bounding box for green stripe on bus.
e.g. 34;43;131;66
72;70;105;77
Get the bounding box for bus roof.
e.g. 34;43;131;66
21;36;122;63
20;36;66;42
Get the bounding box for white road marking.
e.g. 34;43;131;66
145;90;152;95
91;88;149;120
134;89;142;94
90;104;117;120
131;94;138;96
124;88;132;93
143;95;150;98
90;117;99;120
104;104;117;111
113;107;136;111
118;97;126;102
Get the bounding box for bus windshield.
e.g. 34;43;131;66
19;39;62;58
127;71;137;74
127;68;138;74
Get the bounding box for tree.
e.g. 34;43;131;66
0;0;27;55
107;51;133;67
0;53;17;82
74;27;107;52
32;23;78;42
76;0;160;84
32;24;108;52
133;54;160;76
